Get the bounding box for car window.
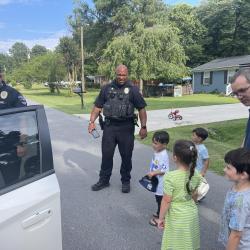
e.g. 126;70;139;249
0;111;41;190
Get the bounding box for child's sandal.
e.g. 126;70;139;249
149;217;158;227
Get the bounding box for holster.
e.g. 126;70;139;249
133;114;139;127
98;113;105;130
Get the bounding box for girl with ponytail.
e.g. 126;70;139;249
157;140;202;250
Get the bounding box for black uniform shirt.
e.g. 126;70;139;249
0;82;27;109
94;80;147;110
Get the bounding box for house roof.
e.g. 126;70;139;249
192;55;250;72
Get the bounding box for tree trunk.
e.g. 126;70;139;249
139;78;143;95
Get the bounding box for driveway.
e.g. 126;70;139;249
75;103;249;133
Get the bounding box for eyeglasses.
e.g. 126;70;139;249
232;85;250;97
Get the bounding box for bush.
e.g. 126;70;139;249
22;82;32;89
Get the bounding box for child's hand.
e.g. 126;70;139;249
157;219;164;230
201;171;206;177
147;172;154;178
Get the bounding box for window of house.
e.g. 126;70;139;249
227;69;236;84
203;71;210;85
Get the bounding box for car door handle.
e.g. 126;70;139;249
22;209;52;229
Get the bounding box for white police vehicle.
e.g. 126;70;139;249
0;105;62;250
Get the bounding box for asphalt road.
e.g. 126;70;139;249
41;105;242;250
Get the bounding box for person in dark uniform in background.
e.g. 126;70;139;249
88;64;147;193
0;71;27;109
0;70;27;187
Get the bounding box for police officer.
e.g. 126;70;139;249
0;71;27;187
88;64;147;193
0;71;27;109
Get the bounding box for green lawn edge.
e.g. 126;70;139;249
20;84;238;114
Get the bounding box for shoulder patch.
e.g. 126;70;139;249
0;91;8;99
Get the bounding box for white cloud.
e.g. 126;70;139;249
0;29;71;53
0;0;40;5
0;0;11;5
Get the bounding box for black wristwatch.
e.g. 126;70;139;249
141;125;147;129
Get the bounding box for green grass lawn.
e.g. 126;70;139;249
19;84;98;114
137;119;247;175
146;94;238;110
20;84;238;114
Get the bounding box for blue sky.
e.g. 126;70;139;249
0;0;199;53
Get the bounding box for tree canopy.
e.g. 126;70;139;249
1;0;250;91
100;23;186;81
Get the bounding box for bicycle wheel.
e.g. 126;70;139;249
168;114;173;119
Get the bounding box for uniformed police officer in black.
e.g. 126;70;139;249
0;70;27;186
88;65;147;193
0;71;27;109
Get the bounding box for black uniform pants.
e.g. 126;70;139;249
99;121;135;184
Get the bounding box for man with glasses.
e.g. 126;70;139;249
0;70;27;109
231;67;250;149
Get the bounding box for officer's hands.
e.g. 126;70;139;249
139;127;147;139
147;172;154;178
88;122;96;133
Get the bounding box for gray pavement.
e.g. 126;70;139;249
29;101;248;250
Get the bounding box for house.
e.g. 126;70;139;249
86;75;109;87
192;55;250;93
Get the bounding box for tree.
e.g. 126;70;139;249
0;53;14;74
30;45;48;58
56;36;80;94
197;0;250;58
10;53;67;92
9;42;29;66
167;4;206;67
68;0;168;68
99;23;187;92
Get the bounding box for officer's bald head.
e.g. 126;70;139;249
115;65;128;85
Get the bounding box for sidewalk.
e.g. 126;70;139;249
75;103;249;133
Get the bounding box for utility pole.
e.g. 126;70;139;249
81;26;85;93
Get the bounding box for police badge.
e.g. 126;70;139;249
124;87;129;94
0;91;8;99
